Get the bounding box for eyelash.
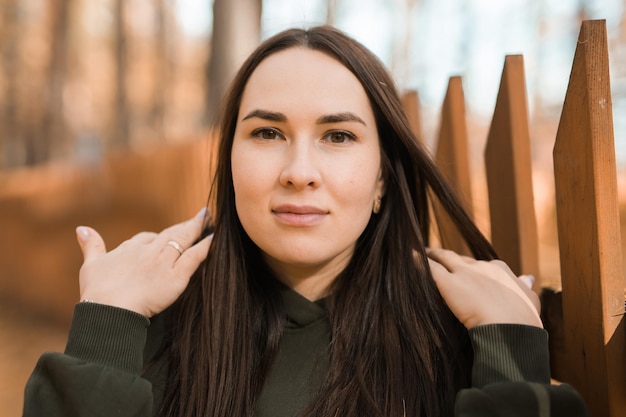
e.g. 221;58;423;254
322;130;356;144
251;128;283;140
250;128;357;144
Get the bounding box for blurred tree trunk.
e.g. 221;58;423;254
0;0;22;168
31;0;72;165
394;0;420;86
151;0;170;141
325;0;339;25
621;9;626;43
113;0;130;146
206;0;262;126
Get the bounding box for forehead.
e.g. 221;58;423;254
239;47;375;122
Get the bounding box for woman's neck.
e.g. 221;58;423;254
264;255;349;301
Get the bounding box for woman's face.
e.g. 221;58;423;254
231;47;384;299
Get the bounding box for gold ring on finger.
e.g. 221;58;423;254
166;240;184;256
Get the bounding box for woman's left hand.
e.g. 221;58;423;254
426;248;542;329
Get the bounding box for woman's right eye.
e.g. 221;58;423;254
252;128;282;140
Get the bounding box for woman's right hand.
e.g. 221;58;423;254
426;248;542;329
75;208;212;318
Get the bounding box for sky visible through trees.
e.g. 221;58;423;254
140;0;626;164
1;0;625;167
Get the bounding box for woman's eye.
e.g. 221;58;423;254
252;128;281;140
325;131;355;144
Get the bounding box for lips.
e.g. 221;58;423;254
272;204;328;226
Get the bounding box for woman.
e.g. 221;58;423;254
24;26;588;417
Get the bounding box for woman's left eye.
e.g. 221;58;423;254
324;131;356;144
251;128;282;140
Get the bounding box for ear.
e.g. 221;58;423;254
372;170;386;214
375;167;386;199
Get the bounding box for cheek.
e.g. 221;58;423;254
232;174;256;214
333;166;379;212
232;142;260;193
231;151;255;217
346;153;381;196
231;151;273;222
232;176;261;243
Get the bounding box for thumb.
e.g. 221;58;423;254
76;226;107;262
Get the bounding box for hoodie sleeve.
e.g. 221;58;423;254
454;324;590;417
23;302;155;417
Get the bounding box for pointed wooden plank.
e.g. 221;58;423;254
401;90;424;143
484;55;539;282
433;76;472;255
553;19;626;417
400;90;442;247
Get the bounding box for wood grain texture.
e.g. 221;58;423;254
552;19;626;417
401;90;423;143
484;55;539;281
433;76;473;255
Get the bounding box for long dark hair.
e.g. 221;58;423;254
158;26;496;417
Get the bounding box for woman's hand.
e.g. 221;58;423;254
426;248;542;329
75;208;212;318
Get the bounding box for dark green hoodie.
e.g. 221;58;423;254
23;289;589;417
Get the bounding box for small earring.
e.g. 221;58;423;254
373;197;382;214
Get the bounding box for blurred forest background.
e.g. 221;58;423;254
1;0;626;415
1;0;625;168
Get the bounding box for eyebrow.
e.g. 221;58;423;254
316;112;366;126
241;109;287;122
241;109;367;126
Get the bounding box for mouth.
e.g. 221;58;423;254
272;204;328;226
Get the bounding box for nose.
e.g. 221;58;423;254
278;141;321;190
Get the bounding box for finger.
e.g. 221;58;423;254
157;208;209;250
177;208;209;247
514;275;541;313
459;255;478;264
427;258;455;291
490;259;517;279
492;270;542;318
427;257;448;276
519;274;535;289
164;239;185;259
425;248;467;272
528;289;541;314
131;231;158;244
174;235;212;276
76;226;107;263
427;258;472;315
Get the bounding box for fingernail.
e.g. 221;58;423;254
76;226;90;242
519;274;535;289
196;207;208;218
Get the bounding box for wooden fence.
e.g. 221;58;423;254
0;16;623;417
403;19;625;417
